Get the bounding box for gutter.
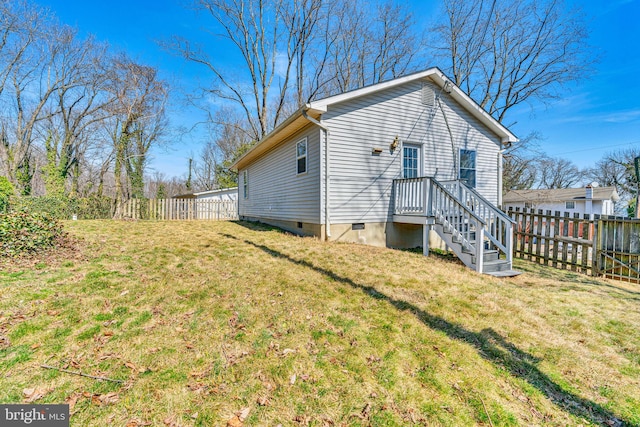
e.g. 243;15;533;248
302;108;331;239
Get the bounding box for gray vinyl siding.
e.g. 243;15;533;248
323;78;501;224
239;125;321;223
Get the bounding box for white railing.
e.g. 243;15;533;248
393;177;487;271
441;180;514;264
393;177;429;215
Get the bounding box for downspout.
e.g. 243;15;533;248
499;138;512;208
498;148;504;207
302;109;331;239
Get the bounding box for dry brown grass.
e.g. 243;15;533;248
1;220;639;426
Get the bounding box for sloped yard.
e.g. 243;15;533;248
1;220;639;426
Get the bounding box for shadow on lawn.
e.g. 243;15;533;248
221;232;630;426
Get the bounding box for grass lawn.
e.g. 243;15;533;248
1;220;639;426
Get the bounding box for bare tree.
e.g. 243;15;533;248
39;36;113;197
432;0;592;124
324;0;420;94
587;148;640;215
0;0;42;99
168;0;422;146
0;21;82;194
536;156;584;189
106;55;169;206
168;0;291;141
193;140;217;191
193;107;253;189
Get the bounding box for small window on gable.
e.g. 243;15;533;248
243;170;248;199
566;201;575;209
524;202;532;209
296;139;307;175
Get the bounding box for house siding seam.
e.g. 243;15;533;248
323;78;501;224
238;124;322;223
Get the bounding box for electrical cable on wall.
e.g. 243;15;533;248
436;92;458;177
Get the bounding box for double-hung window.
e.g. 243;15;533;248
296;139;307;175
459;149;476;188
243;170;248;199
565;201;575;209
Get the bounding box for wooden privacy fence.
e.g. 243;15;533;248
595;217;640;283
507;207;640;283
117;198;238;221
507;208;595;274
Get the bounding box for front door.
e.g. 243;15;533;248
403;144;421;178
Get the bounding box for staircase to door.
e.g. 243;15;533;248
393;177;519;276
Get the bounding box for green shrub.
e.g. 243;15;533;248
0;211;65;257
10;196;72;219
0;176;14;214
10;196;113;220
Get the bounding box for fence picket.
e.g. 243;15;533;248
508;208;640;282
114;198;238;222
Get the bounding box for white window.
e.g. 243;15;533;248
296;139;307;175
566;201;575;209
403;145;420;178
243;170;248;199
459;149;476;188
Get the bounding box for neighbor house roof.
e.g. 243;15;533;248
503;186;619;204
231;67;518;171
173;187;238;199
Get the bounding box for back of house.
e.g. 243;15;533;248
233;67;517;252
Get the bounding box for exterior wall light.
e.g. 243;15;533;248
390;136;400;151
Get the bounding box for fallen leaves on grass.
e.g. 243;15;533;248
85;391;120;406
65;392;82;411
226;407;251;427
281;348;297;356
125;419;151;427
23;387;53;403
186;382;217;395
124;361;150;374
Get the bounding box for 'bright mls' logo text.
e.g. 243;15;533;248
1;405;69;426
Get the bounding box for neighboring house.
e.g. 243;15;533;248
231;68;519;275
173;187;238;201
172;187;238;220
503;185;619;217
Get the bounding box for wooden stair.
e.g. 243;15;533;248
433;222;520;277
393;177;520;276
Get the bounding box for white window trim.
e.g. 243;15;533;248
243;170;248;199
459;148;477;188
566;201;575;209
296;138;308;176
402;142;422;179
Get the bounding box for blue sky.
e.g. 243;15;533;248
36;0;640;179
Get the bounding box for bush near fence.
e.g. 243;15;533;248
0;210;66;257
11;196;113;220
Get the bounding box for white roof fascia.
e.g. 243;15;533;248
233;67;518;171
308;67;517;144
307;68;441;111
193;187;238;197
